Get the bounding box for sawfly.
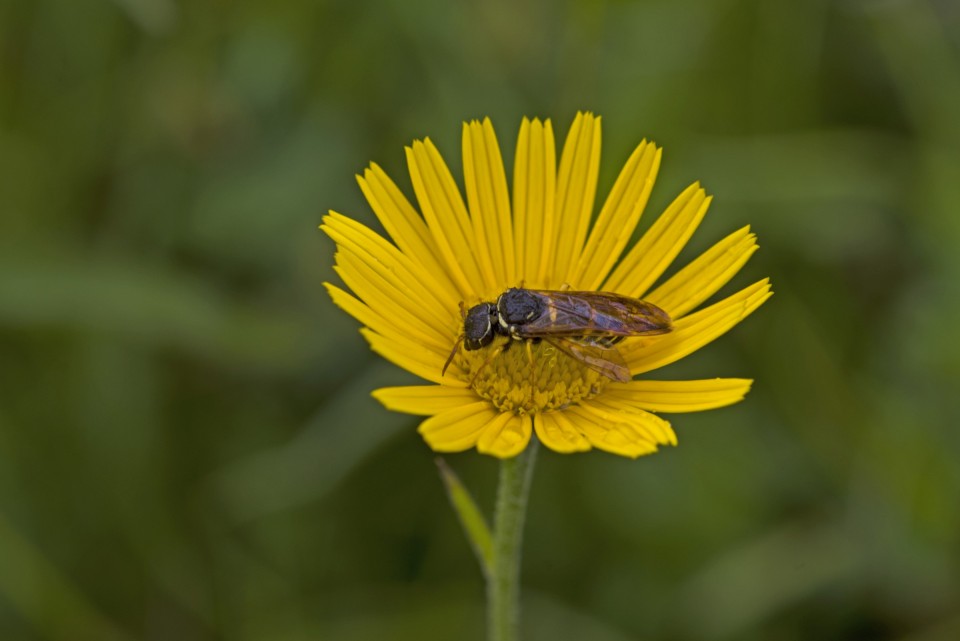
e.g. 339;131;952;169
443;288;673;383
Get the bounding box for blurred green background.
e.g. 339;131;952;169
2;0;959;639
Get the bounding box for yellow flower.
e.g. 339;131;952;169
323;113;771;459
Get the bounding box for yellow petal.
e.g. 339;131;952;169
477;413;532;458
551;112;601;285
325;283;451;356
357;164;463;301
570;140;662;290
463;118;515;286
407;139;490;298
623;279;773;375
563;404;669;458
373;385;483;415
323;212;457;327
534;411;591;453
603;183;710;297
646;226;758;318
361;328;468;386
604;378;753;413
332;252;453;349
580;399;678;446
417;401;501;452
512;118;557;287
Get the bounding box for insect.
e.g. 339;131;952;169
443;288;673;383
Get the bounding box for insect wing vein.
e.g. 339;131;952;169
547;337;631;382
518;290;670;337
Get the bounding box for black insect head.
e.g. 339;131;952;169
463;303;497;350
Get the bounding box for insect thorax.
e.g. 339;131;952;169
497;288;544;330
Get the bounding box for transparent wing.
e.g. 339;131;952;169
546;337;632;383
519;290;672;338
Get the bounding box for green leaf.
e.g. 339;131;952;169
435;457;493;577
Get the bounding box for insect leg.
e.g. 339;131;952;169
469;343;505;386
442;335;464;377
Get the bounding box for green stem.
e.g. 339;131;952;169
487;437;539;641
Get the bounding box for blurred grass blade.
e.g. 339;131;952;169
670;519;861;640
206;362;411;522
0;513;133;641
0;259;319;369
436;457;493;577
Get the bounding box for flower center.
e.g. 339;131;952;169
461;337;610;413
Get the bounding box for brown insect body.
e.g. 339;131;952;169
444;287;673;383
497;288;672;341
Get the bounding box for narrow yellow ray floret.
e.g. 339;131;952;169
550;113;602;288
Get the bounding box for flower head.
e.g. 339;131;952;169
323;113;771;459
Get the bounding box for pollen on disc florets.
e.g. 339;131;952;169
461;337;610;414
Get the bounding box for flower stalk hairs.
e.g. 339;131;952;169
323;113;771;641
